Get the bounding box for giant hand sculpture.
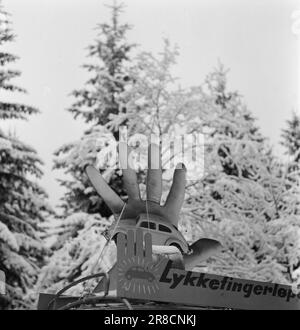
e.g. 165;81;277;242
86;142;222;271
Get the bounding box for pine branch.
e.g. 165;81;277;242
0;102;39;120
0;52;18;66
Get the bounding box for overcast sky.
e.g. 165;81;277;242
1;0;299;207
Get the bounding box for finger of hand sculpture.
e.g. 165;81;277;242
119;142;141;201
183;238;223;271
85;165;124;215
164;163;186;227
146;143;162;204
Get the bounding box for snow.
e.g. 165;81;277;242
0;222;19;251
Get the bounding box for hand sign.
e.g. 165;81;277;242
86;142;185;227
86;141;222;270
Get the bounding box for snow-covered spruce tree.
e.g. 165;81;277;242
54;1;134;216
36;212;114;295
182;65;300;286
38;1;134;294
0;3;52;309
281;112;300;171
279;113;300;285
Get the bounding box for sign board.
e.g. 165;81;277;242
0;270;5;295
117;229;300;310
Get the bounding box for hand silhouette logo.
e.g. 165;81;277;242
116;228;166;295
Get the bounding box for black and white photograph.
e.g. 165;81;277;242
0;0;299;313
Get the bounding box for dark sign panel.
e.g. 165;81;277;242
117;229;300;310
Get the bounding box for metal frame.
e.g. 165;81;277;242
44;272;132;310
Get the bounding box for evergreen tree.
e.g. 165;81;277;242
54;1;134;216
279;113;300;285
0;2;51;309
38;0;135;294
183;66;300;286
281;112;300;169
37;212;114;295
